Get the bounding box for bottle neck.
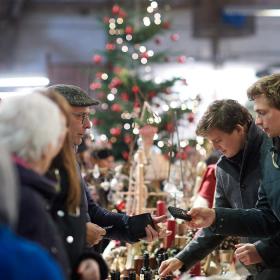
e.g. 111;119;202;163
143;254;150;269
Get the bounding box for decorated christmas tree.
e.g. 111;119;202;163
90;2;201;160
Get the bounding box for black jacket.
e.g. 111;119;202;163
15;163;70;278
176;123;280;278
50;167;108;280
83;178;139;243
212;134;280;267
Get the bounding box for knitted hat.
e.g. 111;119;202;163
48;84;99;107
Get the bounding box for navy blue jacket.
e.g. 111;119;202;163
15;164;71;278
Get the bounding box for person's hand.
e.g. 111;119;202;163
235;243;263;265
186;207;216;229
77;259;100;280
142;215;171;242
86;222;106;246
159;258;183;277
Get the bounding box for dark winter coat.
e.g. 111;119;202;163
0;148;64;280
82;173;141;243
212;134;280;266
15;163;71;278
50;166;108;280
176;123;280;279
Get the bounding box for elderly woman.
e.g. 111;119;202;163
0;146;64;280
0;92;69;277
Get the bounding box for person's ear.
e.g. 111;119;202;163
235;124;245;134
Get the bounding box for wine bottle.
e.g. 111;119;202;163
110;271;116;280
129;271;136;280
154;254;164;280
163;252;169;261
140;252;152;280
115;271;121;280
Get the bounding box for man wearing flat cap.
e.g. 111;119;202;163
48;84;169;247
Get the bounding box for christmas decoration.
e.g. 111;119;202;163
90;2;201;160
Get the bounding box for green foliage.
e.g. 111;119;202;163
90;3;198;160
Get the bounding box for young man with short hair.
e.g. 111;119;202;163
159;99;280;279
185;73;280;271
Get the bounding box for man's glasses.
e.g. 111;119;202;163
71;112;91;125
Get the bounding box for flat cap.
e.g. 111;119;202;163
48;84;99;107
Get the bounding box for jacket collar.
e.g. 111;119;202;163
218;122;265;181
271;137;280;153
15;163;58;202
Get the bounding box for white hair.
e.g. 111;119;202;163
0;92;64;162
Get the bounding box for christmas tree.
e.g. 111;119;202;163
90;2;201;160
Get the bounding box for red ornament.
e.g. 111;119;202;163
115;200;126;211
111;103;122;112
110;127;121;136
154;37;162;45
92;54;103;64
106;43;116;51
187;113;195;123
162;21;171;29
120;92;129;101
148;91;156;99
122;151;129;160
140;52;149;59
113;66;122;75
132;85;140;94
118;9;127;18
109;77;122;89
90;82;102;90
112;4;121;14
176;151;187;160
177;55;186;63
125;26;133;34
95;72;103;79
124;134;132;144
170;33;180;41
133;101;140;109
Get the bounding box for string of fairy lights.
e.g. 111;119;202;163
92;0;206;155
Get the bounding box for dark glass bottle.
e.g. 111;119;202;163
163;252;169;261
154;254;164;280
157;254;164;268
110;271;116;280
140;252;152;280
129;271;136;280
143;271;152;280
115;271;121;280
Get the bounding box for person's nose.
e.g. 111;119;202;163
83;117;92;129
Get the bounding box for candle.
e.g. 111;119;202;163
156;200;166;216
165;219;176;248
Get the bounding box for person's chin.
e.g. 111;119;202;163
75;137;83;145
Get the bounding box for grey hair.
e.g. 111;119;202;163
0;92;64;162
0;147;18;228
